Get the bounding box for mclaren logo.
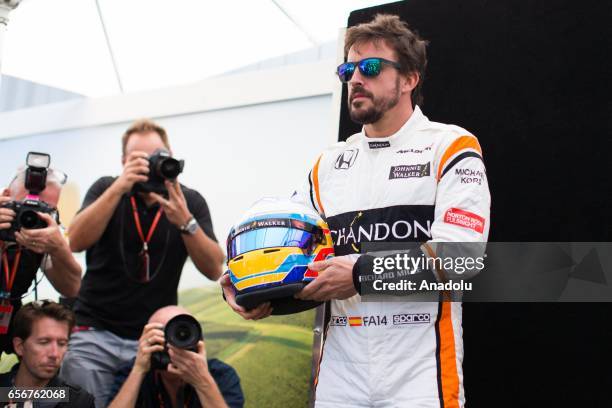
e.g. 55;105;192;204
334;149;359;170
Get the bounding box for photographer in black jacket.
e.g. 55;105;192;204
0;154;81;355
108;306;243;408
0;300;94;407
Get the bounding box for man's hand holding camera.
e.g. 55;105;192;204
133;323;165;376
134;322;212;388
0;195;14;231
167;341;213;390
14;212;66;255
113;151;150;195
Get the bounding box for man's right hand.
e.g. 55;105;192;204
134;323;165;375
0;196;15;231
220;273;273;320
113;151;150;194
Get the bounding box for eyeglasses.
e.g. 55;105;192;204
336;58;402;83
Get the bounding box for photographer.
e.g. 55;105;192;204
63;119;224;406
0;157;81;355
0;300;94;407
108;306;243;408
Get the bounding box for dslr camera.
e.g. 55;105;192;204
0;152;58;242
133;149;184;194
151;314;203;370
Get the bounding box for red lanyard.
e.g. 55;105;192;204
1;243;21;296
130;196;163;282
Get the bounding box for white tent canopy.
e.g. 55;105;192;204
2;0;389;97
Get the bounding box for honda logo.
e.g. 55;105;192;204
334;149;359;170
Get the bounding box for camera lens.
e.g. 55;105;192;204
165;314;202;349
158;158;182;179
176;325;191;341
20;210;40;229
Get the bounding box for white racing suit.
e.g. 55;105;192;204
299;106;490;407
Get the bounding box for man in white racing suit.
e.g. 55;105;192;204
222;14;490;408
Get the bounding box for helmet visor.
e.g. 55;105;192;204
228;227;320;259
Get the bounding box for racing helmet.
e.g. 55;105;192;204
226;197;334;315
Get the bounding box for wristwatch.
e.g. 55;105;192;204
179;216;199;235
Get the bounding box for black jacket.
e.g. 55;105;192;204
0;364;95;408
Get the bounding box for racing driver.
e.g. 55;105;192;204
222;14;491;408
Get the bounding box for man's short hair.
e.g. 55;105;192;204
344;14;429;107
121;119;171;156
12;300;75;341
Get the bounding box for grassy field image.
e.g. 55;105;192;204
180;286;316;408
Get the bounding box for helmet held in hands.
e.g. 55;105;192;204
226;197;334;315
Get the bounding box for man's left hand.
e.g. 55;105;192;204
295;257;358;301
15;212;66;255
149;180;192;228
167;341;211;388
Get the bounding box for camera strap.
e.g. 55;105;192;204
0;243;20;333
130;196;163;282
1;244;21;296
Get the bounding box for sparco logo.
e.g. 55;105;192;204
330;316;347;326
331;220;432;247
334;149;359;170
393;313;431;325
389;163;431;179
368;141;391;149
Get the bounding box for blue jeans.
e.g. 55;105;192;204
61;329;138;408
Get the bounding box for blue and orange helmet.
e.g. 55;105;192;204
226;197;334;314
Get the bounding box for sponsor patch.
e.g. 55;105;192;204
334;314;432;328
363;315;388;326
393;313;431;325
455;168;484;185
326;205;435;256
389;163;431;179
444;208;485;233
335;149;359;170
368;141;391;149
396;144;432;154
231;218;290;238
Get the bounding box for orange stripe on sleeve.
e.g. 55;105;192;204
312;155;326;216
438;302;461;408
437;135;482;180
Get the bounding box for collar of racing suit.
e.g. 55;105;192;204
358;105;428;149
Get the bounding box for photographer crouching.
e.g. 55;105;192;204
108;306;243;408
0;153;81;355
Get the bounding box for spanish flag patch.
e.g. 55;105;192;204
349;316;363;327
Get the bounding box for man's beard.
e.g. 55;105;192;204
349;77;401;125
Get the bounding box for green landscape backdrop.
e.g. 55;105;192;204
180;286;316;408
